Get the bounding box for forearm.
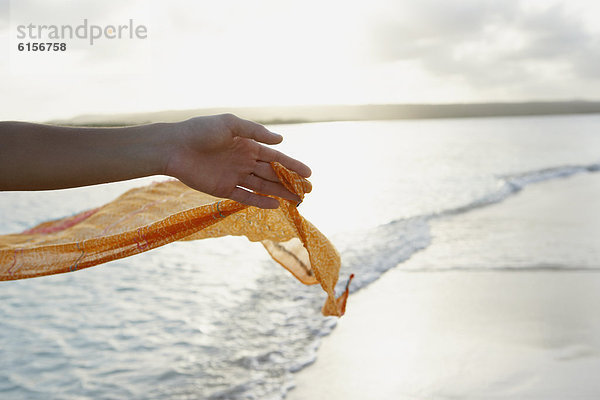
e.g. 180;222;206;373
0;121;174;190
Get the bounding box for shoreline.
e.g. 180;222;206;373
48;101;600;127
286;172;600;399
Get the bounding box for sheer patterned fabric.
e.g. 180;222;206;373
0;162;351;316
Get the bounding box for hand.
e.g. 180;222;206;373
164;114;312;209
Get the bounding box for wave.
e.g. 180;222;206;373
334;160;600;294
333;217;432;293
504;163;600;187
437;162;600;218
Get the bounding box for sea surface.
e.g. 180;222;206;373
1;115;600;399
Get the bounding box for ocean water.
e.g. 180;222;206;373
1;115;600;399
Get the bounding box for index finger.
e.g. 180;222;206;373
227;114;283;145
257;144;312;178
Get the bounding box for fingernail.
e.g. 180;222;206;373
270;131;283;139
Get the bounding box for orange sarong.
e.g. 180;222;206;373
0;162;351;316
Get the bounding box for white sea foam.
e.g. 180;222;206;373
436;162;600;218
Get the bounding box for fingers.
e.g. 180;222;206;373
229;186;280;209
226;114;283;145
224;113;312;178
257;145;312;178
252;161;312;195
253;161;279;182
241;174;301;203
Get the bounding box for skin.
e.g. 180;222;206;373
0;113;311;209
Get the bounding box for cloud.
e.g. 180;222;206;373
369;0;600;98
370;0;518;61
2;0;600;121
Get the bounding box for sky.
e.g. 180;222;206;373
0;0;599;121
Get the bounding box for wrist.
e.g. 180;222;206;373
140;122;180;177
161;119;197;179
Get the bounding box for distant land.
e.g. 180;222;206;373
49;101;600;127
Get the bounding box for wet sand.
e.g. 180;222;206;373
287;173;600;399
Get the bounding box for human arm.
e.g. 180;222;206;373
0;114;311;209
